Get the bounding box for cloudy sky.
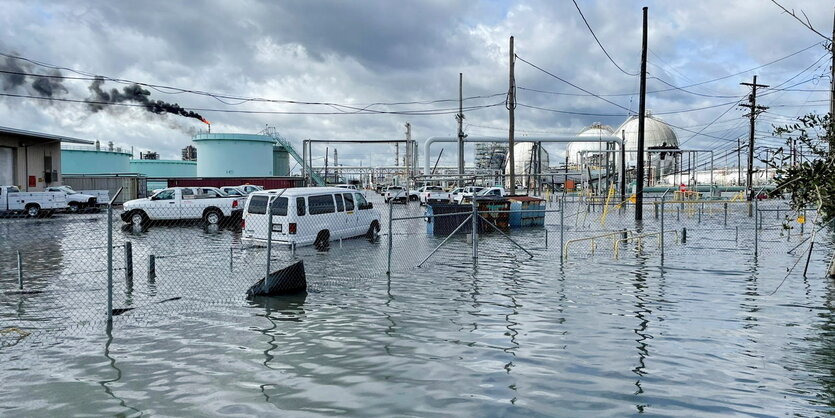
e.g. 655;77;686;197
0;0;830;170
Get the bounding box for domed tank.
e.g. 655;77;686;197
615;111;679;174
61;147;132;174
504;142;549;189
193;133;276;177
567;123;615;166
129;160;197;177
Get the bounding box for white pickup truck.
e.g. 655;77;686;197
120;187;244;226
419;185;451;205
45;186;100;213
450;186;485;204
0;185;68;217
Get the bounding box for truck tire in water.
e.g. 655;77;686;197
130;210;148;226
25;204;40;218
314;230;330;251
203;209;222;225
68;202;79;213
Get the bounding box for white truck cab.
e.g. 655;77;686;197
242;187;381;248
419;185;451;205
0;185;68;217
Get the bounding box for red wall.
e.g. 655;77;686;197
165;177;303;189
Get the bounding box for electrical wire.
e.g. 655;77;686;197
571;0;638;76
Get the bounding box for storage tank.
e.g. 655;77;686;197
129;159;197;192
193;133;275;177
504;142;549;189
61;147;132;174
273;145;290;176
615;111;679;175
567;123;614;166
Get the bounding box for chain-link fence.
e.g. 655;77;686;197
2;186;832;348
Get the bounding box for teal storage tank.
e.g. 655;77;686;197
61;148;132;174
129;160;197;178
193;133;275;177
273;145;290;176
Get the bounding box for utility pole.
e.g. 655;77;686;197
334;148;338;183
405;122;412;180
620;129;626;203
737;137;741;185
395;142;399;167
635;6;648;220
508;36;517;195
741;75;768;201
457;73;466;186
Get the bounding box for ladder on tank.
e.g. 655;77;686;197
261;127;325;186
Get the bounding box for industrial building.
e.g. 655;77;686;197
0;125;93;190
474;142;508;171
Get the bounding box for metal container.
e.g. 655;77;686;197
508;196;546;228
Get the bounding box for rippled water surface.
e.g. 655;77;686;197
1;195;834;416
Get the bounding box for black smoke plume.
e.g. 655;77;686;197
87;77;207;123
0;56;68;97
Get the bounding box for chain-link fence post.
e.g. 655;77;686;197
559;196;564;263
471;196;478;263
266;196;274;279
17;250;23;290
386;196;393;275
660;197;665;264
753;198;759;258
124;242;133;282
106;201;113;323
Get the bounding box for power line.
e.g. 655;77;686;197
570;0;638;76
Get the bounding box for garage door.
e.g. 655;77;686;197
0;147;13;186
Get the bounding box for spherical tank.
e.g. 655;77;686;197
504;142;549;188
193;133;275;177
61;148;132;174
567;123;615;166
273;145;290;176
615;111;679;173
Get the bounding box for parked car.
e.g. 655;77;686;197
241;187;381;249
334;184;359;190
120;187;244;226
0;185;67;217
419;185;451;205
237;184;264;194
45;186;99;213
384;186;408;203
219;186;247;197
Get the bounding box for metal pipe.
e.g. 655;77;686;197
107;202;113;322
471;196;478;261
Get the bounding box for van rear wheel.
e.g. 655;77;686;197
314;230;330;250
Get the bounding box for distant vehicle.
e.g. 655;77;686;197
451;186;484;204
334;184;358;190
384;186;408;203
408;188;420;201
419;185;451;205
0;185;67;217
120;187;244;226
45;185;99;212
219;186;247;197
241;187;381;249
461;186;505;204
237;184;264;194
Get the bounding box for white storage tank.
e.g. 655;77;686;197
193;133;276;177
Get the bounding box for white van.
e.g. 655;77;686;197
242;187;381;248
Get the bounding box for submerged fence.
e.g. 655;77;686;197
0;188;831;347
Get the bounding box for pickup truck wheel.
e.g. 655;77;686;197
25;204;41;218
130;211;148;226
68;202;79;213
366;221;380;239
203;209;222;225
314;230;330;250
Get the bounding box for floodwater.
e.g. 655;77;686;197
1;193;834;416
